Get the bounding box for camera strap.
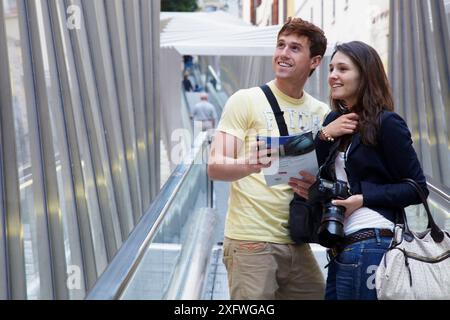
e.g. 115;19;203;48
317;138;341;180
260;85;289;136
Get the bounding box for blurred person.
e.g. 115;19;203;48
183;55;194;72
191;93;218;131
208;17;330;300
183;72;193;92
194;84;204;92
308;41;428;300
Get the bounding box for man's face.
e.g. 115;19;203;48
272;33;321;84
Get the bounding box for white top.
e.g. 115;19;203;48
335;151;394;235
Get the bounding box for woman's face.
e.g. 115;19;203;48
328;51;361;108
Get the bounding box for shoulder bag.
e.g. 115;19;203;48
375;178;450;300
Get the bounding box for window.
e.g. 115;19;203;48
332;0;336;24
445;0;450;34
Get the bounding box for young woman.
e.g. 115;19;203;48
315;41;428;300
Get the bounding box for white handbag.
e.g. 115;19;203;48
375;179;450;300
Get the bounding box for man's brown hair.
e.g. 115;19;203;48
277;17;327;58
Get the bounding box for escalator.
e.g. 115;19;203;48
87;133;217;299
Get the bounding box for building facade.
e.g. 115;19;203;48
291;0;390;64
242;0;288;26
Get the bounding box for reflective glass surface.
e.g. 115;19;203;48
121;149;208;299
406;196;450;233
3;0;41;299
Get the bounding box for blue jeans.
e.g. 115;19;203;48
325;229;393;300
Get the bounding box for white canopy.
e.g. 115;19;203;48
160;11;279;56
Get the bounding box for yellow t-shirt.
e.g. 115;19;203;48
218;80;330;243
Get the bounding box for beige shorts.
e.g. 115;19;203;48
223;237;325;300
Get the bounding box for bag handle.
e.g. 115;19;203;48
402;178;444;243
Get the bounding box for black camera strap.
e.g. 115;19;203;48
260;85;289;136
318;139;341;180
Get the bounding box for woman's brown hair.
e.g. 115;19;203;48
330;41;394;146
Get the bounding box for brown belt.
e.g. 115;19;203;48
327;229;394;261
343;228;394;247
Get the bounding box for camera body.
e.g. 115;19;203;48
309;178;351;248
311;178;350;201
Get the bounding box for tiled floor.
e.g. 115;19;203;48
202;246;230;300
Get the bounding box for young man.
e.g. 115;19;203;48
208;17;330;300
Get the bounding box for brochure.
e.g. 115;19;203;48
257;131;319;186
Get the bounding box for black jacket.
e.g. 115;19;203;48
315;110;428;223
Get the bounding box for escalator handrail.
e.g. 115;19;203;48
427;181;450;203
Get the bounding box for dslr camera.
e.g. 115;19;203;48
308;178;351;248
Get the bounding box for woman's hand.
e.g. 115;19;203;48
288;171;317;200
323;113;359;139
332;194;363;218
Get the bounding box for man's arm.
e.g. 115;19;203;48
207;131;272;182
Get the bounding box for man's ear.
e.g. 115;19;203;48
310;55;323;69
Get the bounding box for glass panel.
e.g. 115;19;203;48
445;0;450;33
120;149;208;299
34;0;86;298
68;0;111;275
405;197;450;233
50;0;88;296
50;0;108;290
3;0;40;299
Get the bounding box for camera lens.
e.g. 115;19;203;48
318;203;345;248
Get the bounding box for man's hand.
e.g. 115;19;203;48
246;141;277;174
288;171;317;200
323;113;359;139
208;132;278;181
332;195;363;218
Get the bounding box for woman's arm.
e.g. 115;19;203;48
315;111;359;165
